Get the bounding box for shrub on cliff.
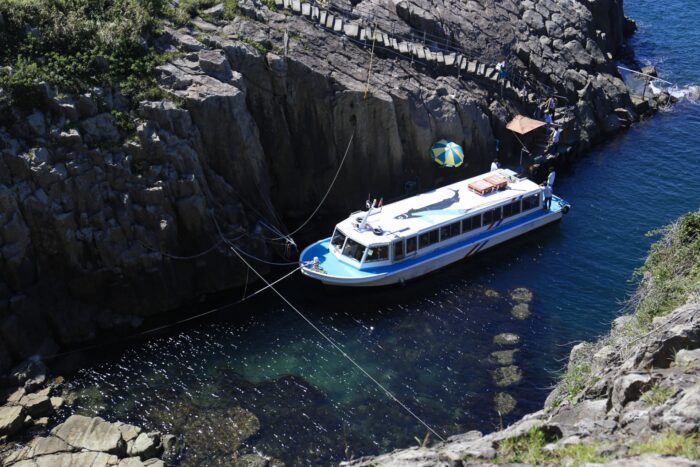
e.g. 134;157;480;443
634;211;700;326
0;0;168;108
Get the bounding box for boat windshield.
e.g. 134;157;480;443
330;229;347;250
342;238;366;262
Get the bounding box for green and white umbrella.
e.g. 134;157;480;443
431;140;464;167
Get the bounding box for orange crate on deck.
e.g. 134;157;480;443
484;174;508;190
468;179;495;195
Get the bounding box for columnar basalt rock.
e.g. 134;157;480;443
0;0;636;369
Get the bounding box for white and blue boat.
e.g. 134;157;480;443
299;169;570;286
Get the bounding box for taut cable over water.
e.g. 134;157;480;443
224;242;447;442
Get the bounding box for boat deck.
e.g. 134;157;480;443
337;169;541;245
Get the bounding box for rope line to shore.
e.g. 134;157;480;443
268;130;356;241
225;243;447;442
40;266;302;360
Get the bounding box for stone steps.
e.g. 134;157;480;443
273;0;526;102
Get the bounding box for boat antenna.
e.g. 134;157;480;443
359;199;376;231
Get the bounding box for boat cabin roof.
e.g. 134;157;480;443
337;169;541;245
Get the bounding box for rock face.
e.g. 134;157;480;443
344;303;700;466
2;415;168;466
0;0;636;366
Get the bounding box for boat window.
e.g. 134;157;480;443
503;200;522;218
483;207;502;225
522;194;539;211
330;229;347;250
366;245;389;262
462;214;482;232
394;240;404;260
406;236;417;255
419;229;439;249
440;221;461;241
342;238;366;262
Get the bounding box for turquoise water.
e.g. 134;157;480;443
65;2;700;465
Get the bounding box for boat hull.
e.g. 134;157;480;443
300;201;567;287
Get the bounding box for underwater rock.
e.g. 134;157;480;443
494;392;517;415
493;333;521;346
166;405;260;465
484;289;501;298
489;349;519;366
511;303;531;320
509;288;533;303
491;365;523;387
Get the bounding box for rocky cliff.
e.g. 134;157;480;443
0;0;639;370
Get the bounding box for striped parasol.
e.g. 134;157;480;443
431;140;464;167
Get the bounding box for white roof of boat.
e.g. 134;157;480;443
338;169;542;245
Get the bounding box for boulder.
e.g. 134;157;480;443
9;359;47;391
0;404;26;436
3;435;73;463
19;392;54;417
203;3;225;19
76;93;99;118
659;383;700;433
199;49;233;82
127;432;161;460
26;112;46;137
493;333;521;345
11;451;119;466
51;414;126;455
81;113;120;144
611;373;652;409
640;65;658;78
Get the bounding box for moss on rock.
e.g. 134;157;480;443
493;333;521;346
494;392;517;414
511;303;531;320
491;365;523;387
510;287;533;303
490;349;519;365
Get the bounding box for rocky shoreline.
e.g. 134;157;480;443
0;360;173;466
345;302;700;466
344;213;700;466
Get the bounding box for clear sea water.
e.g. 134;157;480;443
62;2;700;465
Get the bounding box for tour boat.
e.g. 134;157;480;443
299;169;570;286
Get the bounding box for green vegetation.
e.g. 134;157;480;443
491;427;607;466
0;0;175;109
630;431;699;459
634;212;700;326
483;428;698;465
641;384;674;406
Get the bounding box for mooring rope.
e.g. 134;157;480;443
41;265;303;360
226;243;447;442
268;130;356;241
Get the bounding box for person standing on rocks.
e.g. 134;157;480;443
551;126;562;155
544;111;553;126
547;96;557;113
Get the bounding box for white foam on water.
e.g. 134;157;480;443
649;81;700;103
